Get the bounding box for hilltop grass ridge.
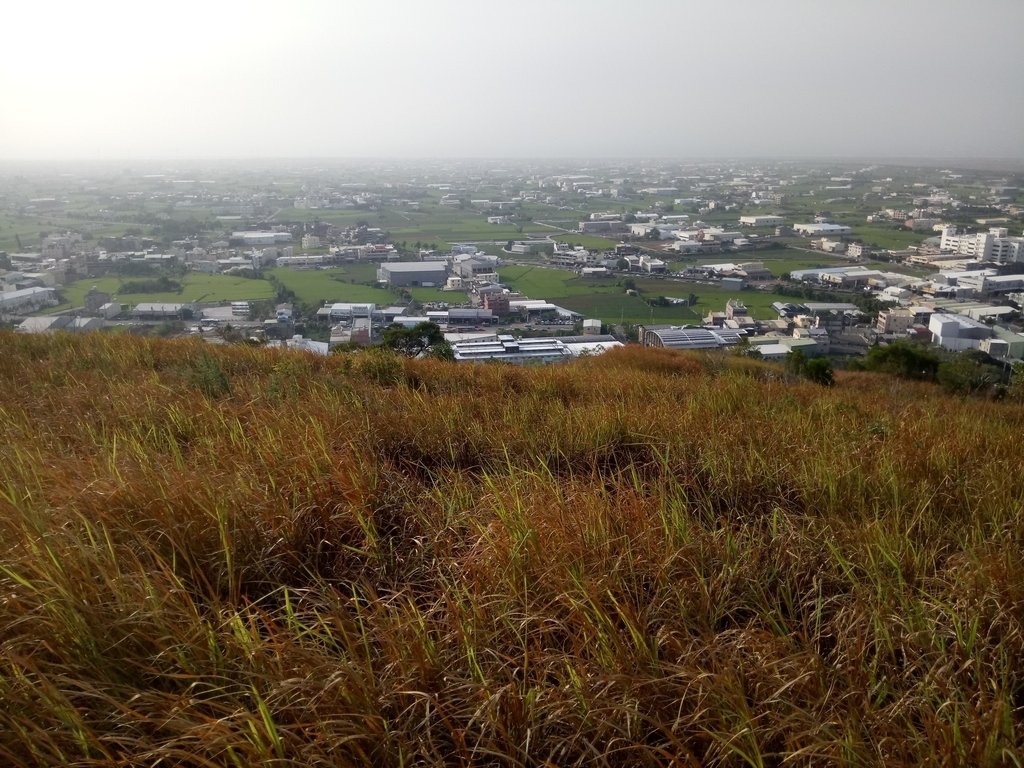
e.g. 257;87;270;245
0;331;1022;766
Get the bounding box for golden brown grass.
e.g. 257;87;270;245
0;332;1022;766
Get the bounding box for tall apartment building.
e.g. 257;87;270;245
939;226;1024;263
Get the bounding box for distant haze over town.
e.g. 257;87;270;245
3;0;1023;162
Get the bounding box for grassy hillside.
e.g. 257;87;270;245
0;333;1022;766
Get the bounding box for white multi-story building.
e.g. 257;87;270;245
929;312;992;351
990;236;1024;264
939;226;1024;263
846;242;872;259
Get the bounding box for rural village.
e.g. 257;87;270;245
3;160;1024;379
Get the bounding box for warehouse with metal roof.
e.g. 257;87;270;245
640;326;745;350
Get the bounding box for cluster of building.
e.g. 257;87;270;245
639;298;853;360
874;301;1024;358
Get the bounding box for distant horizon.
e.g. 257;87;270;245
2;156;1022;174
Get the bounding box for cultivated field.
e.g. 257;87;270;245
265;267;396;306
51;272;275;311
498;264;790;323
1;333;1021;765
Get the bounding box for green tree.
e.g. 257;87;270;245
380;321;447;358
430;340;455;361
1007;362;1024;402
787;350;834;386
732;336;762;359
785;349;808;377
936;350;1002;396
862;340;940;381
804;357;835;387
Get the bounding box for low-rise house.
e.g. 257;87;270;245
456;258;498;280
846;242;873;259
795;303;862;333
793;326;830;352
483;293;511;315
640;255;666;273
817;238;847;254
876;307;933;335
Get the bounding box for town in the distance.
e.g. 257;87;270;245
3;158;1024;372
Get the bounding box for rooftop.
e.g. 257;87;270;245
381;262;448;272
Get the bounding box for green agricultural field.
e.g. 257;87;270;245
498;265;610;299
49;273;274;312
390;223;548;248
555;293;702;325
552;233;621;250
408;287;464;304
0;215;56;251
498;264;789;324
340;262;383;283
339;204;549;249
682;286;790;319
273;209;373;226
266;267;395;306
850;225;929;250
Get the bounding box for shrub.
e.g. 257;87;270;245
803;357;835;386
187;353;231;397
862;340;941;380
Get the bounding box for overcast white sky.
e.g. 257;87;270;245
2;0;1022;160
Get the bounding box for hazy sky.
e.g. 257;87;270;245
2;0;1022;160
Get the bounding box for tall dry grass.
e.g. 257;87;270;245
0;332;1022;766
